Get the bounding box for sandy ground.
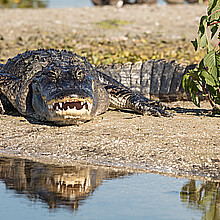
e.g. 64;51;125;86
0;4;206;41
0;4;207;62
1;4;220;181
0;101;220;181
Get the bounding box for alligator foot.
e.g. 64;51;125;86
139;104;172;117
105;85;172;117
144;100;172;116
131;98;172;117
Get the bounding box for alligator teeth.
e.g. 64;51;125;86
49;98;93;114
88;102;92;111
64;115;81;119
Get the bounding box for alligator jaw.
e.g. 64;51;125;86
45;97;93;124
48;97;92;111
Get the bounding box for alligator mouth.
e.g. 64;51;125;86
47;98;93;118
50;100;90;111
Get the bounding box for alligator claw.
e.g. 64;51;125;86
142;104;172;117
0;99;5;114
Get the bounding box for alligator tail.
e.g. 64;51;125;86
96;59;196;102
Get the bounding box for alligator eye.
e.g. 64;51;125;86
35;71;43;78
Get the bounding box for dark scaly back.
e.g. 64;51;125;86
2;49;97;79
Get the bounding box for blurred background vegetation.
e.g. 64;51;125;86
0;1;206;65
0;0;207;8
0;0;48;8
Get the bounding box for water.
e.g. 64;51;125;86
0;0;167;8
48;0;93;8
0;157;219;220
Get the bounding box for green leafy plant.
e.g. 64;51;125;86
183;0;220;113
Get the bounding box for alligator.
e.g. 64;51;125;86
91;0;157;6
0;49;171;125
91;0;196;6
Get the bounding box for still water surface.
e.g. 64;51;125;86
0;157;219;220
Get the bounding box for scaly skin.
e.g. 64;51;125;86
96;60;196;102
0;49;170;125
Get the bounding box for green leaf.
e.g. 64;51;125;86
182;71;201;107
200;70;216;87
210;25;218;39
199;16;208;31
208;0;220;25
190;81;200;107
207;41;214;52
207;84;220;104
203;50;218;82
198;60;204;70
182;73;191;93
197;16;208;48
191;39;198;51
208;0;220;16
191;92;200;107
198;31;208;48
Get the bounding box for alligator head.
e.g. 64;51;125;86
30;64;108;125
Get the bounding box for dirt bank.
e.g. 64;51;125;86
0;4;206;41
1;4;220;181
0;4;207;63
0;101;220;181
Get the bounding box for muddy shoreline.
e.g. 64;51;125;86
1;5;220;181
1;101;220;182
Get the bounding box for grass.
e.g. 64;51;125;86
95;19;132;29
0;32;206;65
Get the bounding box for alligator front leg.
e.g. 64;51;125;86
0;100;5;114
105;85;171;116
0;92;5;114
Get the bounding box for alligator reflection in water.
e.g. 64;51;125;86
0;157;131;210
1;157;220;219
180;180;220;219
